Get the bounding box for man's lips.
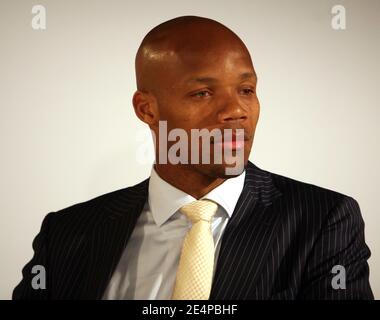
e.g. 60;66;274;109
210;133;248;150
214;140;245;150
213;139;245;150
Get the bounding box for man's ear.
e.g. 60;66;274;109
132;90;159;126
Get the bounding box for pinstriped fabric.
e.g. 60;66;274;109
13;179;149;300
12;161;373;300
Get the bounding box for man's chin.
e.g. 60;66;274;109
193;160;247;179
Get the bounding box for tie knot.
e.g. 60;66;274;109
179;199;218;223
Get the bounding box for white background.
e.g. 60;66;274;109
0;0;379;299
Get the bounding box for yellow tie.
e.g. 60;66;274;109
171;199;218;300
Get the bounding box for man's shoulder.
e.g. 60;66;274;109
248;163;363;234
271;169;346;199
45;178;149;233
250;162;358;213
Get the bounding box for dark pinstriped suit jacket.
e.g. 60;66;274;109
13;161;373;299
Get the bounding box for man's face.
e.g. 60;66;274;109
149;40;260;178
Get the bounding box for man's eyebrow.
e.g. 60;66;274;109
185;76;218;84
185;72;257;85
239;72;257;81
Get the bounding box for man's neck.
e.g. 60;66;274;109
154;163;226;200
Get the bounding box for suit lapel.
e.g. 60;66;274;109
80;178;149;299
210;162;283;299
79;161;282;299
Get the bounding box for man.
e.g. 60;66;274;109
13;16;373;300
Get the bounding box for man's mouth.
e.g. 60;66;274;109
210;131;248;150
213;139;245;150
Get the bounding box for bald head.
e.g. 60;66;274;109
135;16;253;93
132;16;259;183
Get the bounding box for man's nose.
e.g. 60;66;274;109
217;93;248;123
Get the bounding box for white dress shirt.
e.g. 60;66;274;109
102;165;246;300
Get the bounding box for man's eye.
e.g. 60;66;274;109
240;88;255;95
192;91;211;98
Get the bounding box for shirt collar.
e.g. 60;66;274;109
148;165;246;227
